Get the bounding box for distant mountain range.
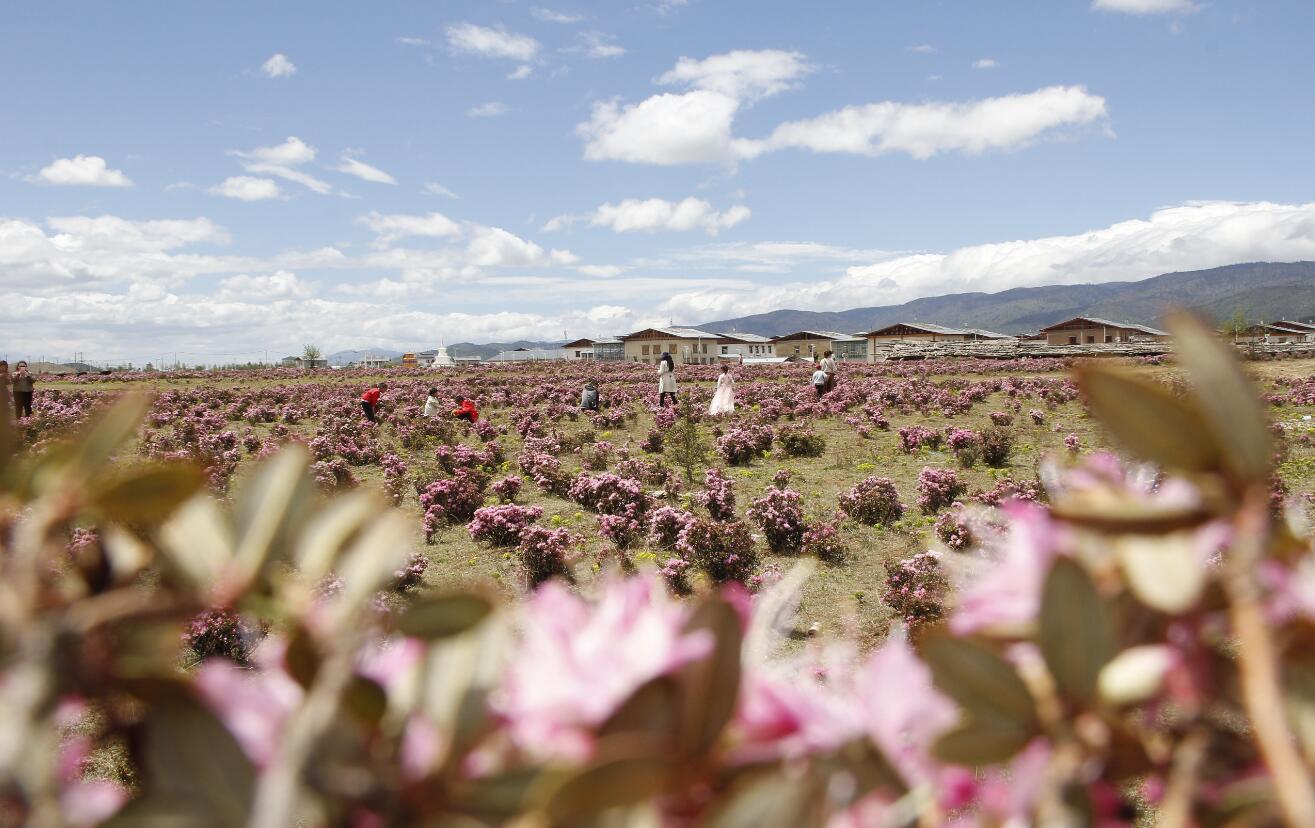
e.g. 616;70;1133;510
699;261;1315;337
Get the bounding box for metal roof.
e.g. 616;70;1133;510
865;322;1010;338
621;326;722;340
770;330;848;341
488;349;565;362
717;332;773;343
1038;316;1168;336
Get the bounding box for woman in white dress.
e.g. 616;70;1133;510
709;365;735;415
657;352;677;407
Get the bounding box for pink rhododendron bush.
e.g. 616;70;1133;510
5;318;1315;825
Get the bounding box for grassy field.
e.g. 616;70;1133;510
36;357;1315;648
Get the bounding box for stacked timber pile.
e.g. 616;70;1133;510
872;339;1172;361
1234;342;1315;360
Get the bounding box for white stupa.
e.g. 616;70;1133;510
429;346;456;368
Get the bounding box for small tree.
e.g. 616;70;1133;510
666;395;710;485
302;344;322;364
1222;310;1248;338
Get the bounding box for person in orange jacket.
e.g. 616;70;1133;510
361;383;386;422
452;395;479;423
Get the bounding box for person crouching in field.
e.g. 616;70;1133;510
423;387;441;417
453;395;479;423
361;383;385;422
812;366;828;400
581;382;599;411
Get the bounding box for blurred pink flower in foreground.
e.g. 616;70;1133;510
497;576;712;761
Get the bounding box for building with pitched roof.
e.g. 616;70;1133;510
1038;316;1169;345
620;327;725;364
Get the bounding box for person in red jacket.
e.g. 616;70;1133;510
361;383;386;422
452;395;479;423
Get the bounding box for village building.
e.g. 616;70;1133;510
1228;323;1315;344
280;356;329;369
831;334;869;362
1038;317;1170;345
489;347;565;362
770;331;848;362
561;338;598;360
866;322;1011;343
620;327;725;364
716;332;775;361
358;355;391;369
592;338;625;361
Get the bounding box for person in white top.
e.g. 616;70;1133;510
819;350;838;394
422;387;442;417
708;365;735;415
657;352;677;407
811;367;828;400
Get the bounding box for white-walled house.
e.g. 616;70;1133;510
715;332;775;361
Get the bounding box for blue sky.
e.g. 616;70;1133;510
3;0;1315;364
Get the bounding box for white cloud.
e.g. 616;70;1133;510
359;211;463;245
665;240;898;272
397;36;431;46
467;101;509;118
973;58;999;69
656;201;1315;321
36;155;133;188
232;136;332;194
446;22;540;61
508;65;533;80
466;226;546;266
581;52;1104;167
657;49;811;101
238;136;315;166
531;7;582;23
545;197;750;235
0;215;231;290
579;90;741;164
424;181;459;198
908;44;937;54
1092;0;1197;13
261;53;297;78
734;85;1109;160
569;31;625;59
209;176;283;201
578;265;624;277
217;271;314;301
335;156;397;184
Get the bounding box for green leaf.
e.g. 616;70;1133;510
545;753;673;823
135;690;255;827
1116;532;1206;614
599;676;679;741
232;444;315;584
1097;646;1175;707
1074;365;1221;475
1039;558;1114;704
71;393;153;475
293;490;383;583
1283;657;1315;765
157;496;234;594
704;773;818;828
396;593;493;640
448;768;545;820
920;635;1037;727
677;594;743;755
91;462;206;526
1167;311;1271;483
932;720;1034;766
822;738;908;802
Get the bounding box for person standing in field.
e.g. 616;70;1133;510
423;387;442;417
12;361;34;419
657;352;677;407
452;395;479;423
820;350;838;394
361;382;385;423
709;365;735;415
